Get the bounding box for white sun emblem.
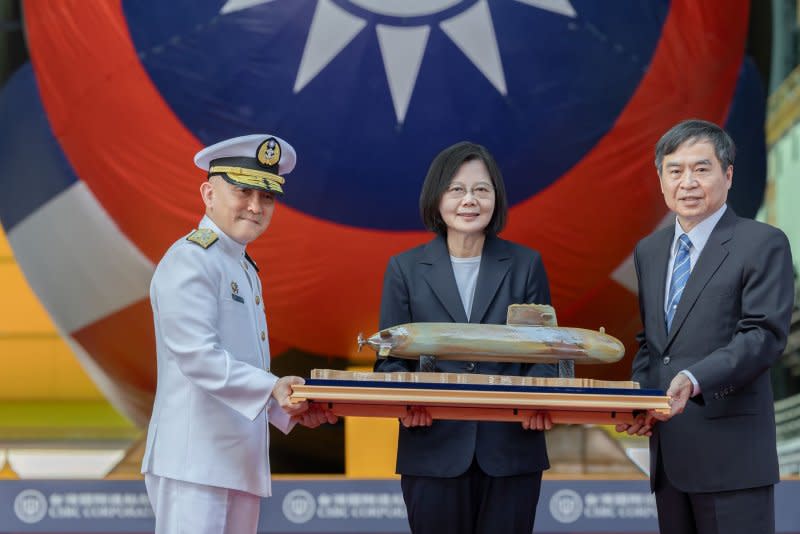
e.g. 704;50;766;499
220;0;576;124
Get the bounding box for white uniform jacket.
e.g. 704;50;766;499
142;216;293;498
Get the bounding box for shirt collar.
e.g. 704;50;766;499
199;215;246;258
671;203;727;255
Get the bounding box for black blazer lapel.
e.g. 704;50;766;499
665;208;735;349
470;237;512;324
420;235;469;323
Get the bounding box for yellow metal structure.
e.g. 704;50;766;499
343;367;398;478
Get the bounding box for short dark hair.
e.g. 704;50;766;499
419;141;508;236
655;119;735;174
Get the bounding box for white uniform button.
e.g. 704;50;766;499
255;295;261;305
261;331;266;341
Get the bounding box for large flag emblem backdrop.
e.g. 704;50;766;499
0;0;763;424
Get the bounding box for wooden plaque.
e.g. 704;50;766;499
290;370;670;425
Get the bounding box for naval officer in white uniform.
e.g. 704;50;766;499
142;134;337;534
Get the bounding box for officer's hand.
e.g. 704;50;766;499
615;412;653;436
294;404;339;428
522;411;553;431
272;375;307;417
652;373;692;422
400;406;432;428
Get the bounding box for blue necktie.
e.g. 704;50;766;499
666;234;692;333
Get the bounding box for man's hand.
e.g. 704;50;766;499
272;375;307;417
400;406;432;428
294;404;339;428
522;411;553;431
652;372;693;422
615;412;654;436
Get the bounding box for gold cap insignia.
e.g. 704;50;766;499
257;137;281;168
195;134;295;195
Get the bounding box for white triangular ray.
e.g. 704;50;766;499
610;252;639;294
611;212;674;294
440;0;507;95
513;0;577;18
294;0;367;93
219;0;275;15
376;25;430;124
7;182;154;332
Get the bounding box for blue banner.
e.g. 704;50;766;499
1;479;798;533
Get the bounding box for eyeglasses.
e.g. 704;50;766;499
444;183;495;200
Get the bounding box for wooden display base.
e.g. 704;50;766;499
290;370;670;425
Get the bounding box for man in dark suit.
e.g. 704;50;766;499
617;119;794;534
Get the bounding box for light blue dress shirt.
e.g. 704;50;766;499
664;203;727;396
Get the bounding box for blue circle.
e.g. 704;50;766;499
123;0;668;229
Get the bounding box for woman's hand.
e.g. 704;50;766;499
522;411;553;431
294;404;339;428
400;406;433;428
615;412;654;436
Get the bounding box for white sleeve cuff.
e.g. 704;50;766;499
267;396;297;434
680;370;701;397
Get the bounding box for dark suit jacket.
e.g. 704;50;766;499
374;234;556;477
632;206;794;492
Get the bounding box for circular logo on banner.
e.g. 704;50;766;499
13;489;48;524
549;488;583;524
282;489;316;524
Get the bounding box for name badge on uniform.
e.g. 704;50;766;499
231;281;245;304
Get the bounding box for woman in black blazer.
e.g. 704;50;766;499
375;141;556;534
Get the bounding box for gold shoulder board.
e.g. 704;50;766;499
186;228;219;249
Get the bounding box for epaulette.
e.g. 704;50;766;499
186;228;219;249
245;252;260;272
